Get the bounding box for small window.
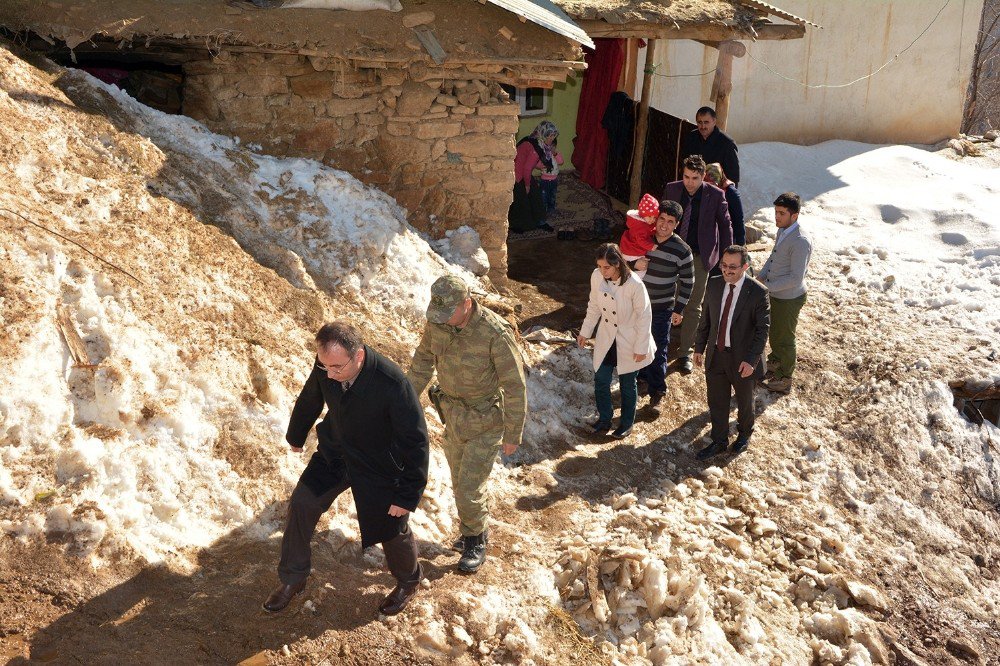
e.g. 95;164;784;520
500;84;549;118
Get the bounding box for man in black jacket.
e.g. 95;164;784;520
263;322;430;616
693;246;770;459
681;106;740;187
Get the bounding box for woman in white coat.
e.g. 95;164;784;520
577;243;656;438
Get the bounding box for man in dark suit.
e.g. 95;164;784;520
663;155;733;375
681;106;740;186
693;245;770;459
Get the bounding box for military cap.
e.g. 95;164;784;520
426;275;470;324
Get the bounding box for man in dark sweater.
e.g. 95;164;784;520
263;322;430;617
636;200;694;408
681;106;740;187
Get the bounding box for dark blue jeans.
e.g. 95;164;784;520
540;178;558;213
595;363;638;429
638;309;672;395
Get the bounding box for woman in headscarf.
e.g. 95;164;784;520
577;243;655;439
705;162;745;246
509;121;558;233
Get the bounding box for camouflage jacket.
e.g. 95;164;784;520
407;302;527;446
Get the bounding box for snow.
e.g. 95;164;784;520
62;69;478;323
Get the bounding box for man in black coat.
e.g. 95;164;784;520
693;245;770;459
263;322;430;616
681;106;740;187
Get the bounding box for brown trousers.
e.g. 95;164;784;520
277;480;420;586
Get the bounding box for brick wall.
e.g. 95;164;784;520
182;52;519;282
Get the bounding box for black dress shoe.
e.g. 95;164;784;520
731;435;751;454
676;357;693;375
263;580;306;612
538;222;555;232
648;391;664;409
695;441;728;460
378;581;420;615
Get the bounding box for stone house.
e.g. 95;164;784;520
1;0;593;282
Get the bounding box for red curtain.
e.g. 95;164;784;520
572;38;626;190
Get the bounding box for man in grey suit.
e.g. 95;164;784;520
757;193;812;394
694;245;770;459
663;155;733;375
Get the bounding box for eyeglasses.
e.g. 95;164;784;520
316;355;356;373
720;262;745;271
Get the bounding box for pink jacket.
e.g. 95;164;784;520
514;141;541;191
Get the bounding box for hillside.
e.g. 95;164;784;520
2;42;1000;665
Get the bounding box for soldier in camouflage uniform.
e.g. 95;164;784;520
407;275;527;573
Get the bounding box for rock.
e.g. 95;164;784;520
612;493;638;510
289;72;334;99
236;75;289;96
844;579;888;611
452;624;474;647
441;174;482;195
750;517;777;536
446;134;513;158
477;103;520;116
412;121;462;140
375;134;432;165
945;636;983;664
292;121;341;154
396;80;440;117
402;10;435;27
855;625;891;665
378;69;407;86
984;129;998;141
325;95;380;117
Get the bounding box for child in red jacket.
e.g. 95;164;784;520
619;193;659;276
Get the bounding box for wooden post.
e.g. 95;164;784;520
709;40;746;132
629;38;657;205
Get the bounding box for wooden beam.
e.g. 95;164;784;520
710;41;742;131
411;26;447;65
629;39;657;205
578;20;804;42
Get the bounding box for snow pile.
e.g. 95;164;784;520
60;68;470;322
430;225;491;277
739;141;1000;336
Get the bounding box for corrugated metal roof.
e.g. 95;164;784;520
739;0;820;28
485;0;595;48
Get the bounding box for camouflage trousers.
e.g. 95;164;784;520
440;393;504;537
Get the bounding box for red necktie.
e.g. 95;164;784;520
717;283;735;351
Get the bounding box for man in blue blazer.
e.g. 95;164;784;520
663;155;733;374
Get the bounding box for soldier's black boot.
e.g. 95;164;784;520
458;531;488;574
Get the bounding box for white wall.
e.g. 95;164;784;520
639;0;984;145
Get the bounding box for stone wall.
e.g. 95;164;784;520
182;52;520;281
